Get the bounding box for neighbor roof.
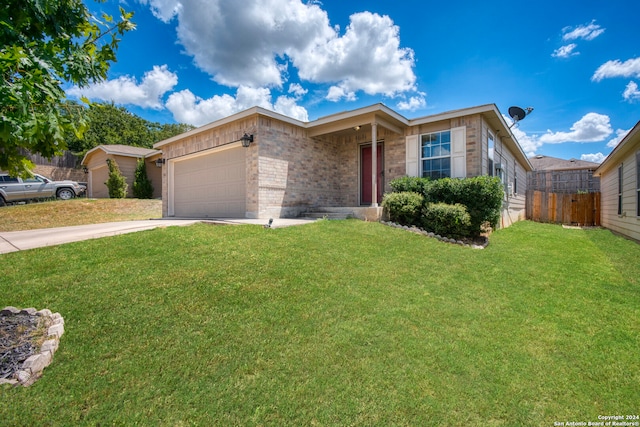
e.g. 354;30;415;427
82;145;160;164
529;155;600;171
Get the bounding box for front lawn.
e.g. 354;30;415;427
0;198;162;232
1;220;638;425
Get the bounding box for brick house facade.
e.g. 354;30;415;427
154;103;532;225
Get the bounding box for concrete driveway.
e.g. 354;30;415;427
0;218;316;254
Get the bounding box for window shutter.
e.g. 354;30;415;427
451;126;466;178
405;135;419;177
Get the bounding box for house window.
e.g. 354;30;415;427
495;162;508;199
488;133;494;176
618;164;623;216
513;165;518;195
421;130;451;179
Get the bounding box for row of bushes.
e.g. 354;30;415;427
382;176;504;238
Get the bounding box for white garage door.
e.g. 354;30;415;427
172;147;246;218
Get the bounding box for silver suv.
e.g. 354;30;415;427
0;173;86;206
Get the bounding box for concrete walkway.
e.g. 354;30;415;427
0;217;316;254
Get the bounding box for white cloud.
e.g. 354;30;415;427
67;65;178;109
592;57;640;82
552;43;578;58
326;85;356;102
509;123;544;158
623;81;640;102
396;93;426;112
139;0;182;22
538;113;613;144
274;96;309;121
288;83;308;97
140;1;416;100
606;128;631;148
292;11;416;99
165;86;308;126
505;113;624;158
142;0;334;88
580;153;606;163
562;20;605;41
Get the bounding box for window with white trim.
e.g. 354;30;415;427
421;130;451;179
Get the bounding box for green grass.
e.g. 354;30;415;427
1;220;638;425
0;198;162;231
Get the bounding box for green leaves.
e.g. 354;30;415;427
387;176;505;237
0;0;135;176
105;158;128;198
133;158;154;199
64;102;194;155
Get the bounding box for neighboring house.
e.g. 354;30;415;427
593;121;640;242
528;155;600;193
81;145;162;198
153;103;533;226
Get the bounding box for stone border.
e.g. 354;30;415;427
381;221;488;249
0;306;64;387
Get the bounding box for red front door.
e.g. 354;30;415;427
361;144;384;205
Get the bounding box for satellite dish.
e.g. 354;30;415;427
508;106;534;128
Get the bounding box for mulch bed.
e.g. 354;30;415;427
0;314;45;380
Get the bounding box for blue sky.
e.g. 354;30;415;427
69;0;640;163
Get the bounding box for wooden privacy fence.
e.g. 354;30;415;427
18;149;79;168
526;190;601;226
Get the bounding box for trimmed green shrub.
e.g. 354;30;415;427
422;202;471;239
382;191;424;226
460;176;504;233
388;175;504;237
105;158;128;199
133;158;154;199
389;176;429;194
425;177;504;235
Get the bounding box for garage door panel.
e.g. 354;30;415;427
173;147;246;217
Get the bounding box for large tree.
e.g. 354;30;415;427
0;0;135;176
65;102;195;154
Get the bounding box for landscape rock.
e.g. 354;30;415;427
23;353;52;374
0;307;20;316
48;323;64;338
1;306;64;387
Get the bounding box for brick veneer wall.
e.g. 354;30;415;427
257;117;344;217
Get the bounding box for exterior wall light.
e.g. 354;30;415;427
240;133;254;148
82;166;88;174
155;158;166;167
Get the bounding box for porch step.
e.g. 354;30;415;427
301;209;354;220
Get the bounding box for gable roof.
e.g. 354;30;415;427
594;121;640;177
82;145;160;165
153;103;533;170
529;155;600;171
